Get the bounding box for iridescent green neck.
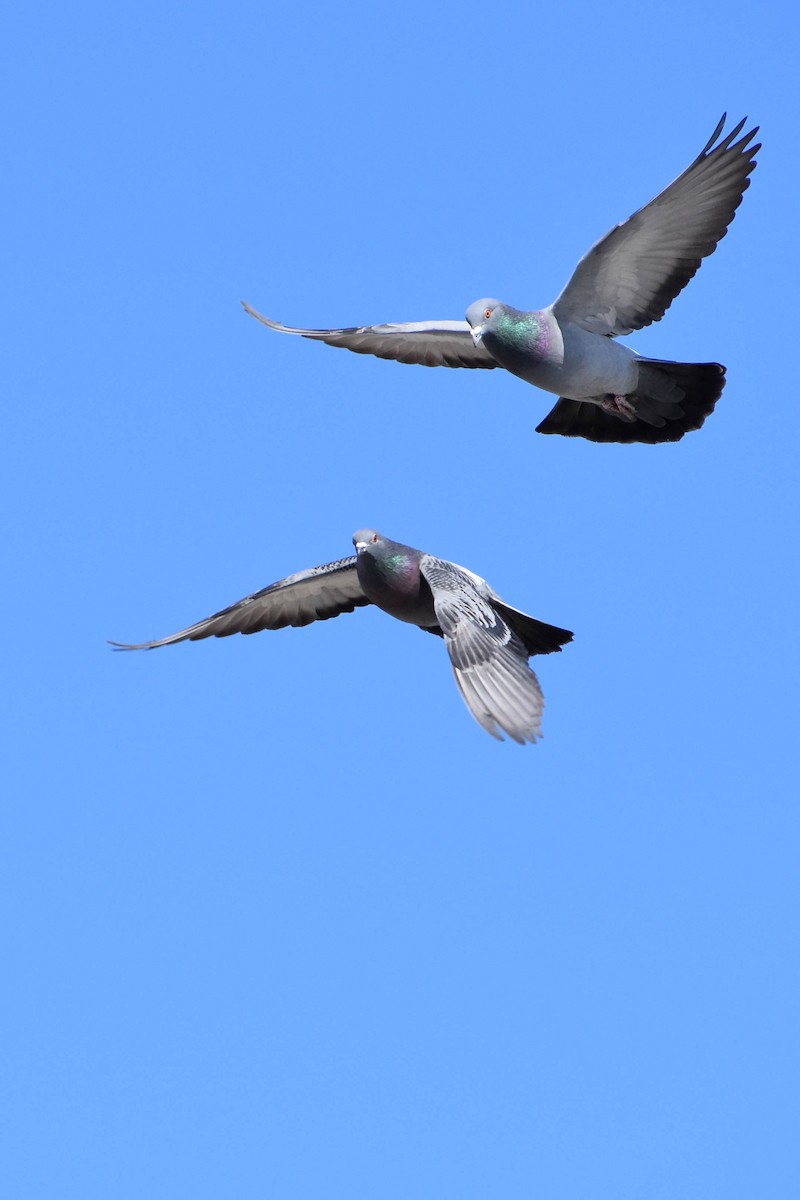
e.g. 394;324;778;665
358;546;420;603
379;551;415;584
496;308;542;347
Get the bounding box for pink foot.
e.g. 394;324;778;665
600;393;637;422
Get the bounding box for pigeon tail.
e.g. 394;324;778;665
535;360;725;444
491;602;574;657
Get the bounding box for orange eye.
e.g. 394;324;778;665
484;307;492;319
372;534;379;543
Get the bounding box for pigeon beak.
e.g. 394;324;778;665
355;541;367;553
470;325;483;346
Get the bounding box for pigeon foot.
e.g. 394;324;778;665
600;393;637;422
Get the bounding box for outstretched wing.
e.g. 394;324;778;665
420;556;545;744
242;301;498;369
553;115;760;337
111;556;367;650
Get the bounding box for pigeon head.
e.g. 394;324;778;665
466;298;503;345
468;298;549;365
353;528;384;554
352;530;422;600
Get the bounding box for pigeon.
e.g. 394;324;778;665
244;115;759;444
112;530;573;744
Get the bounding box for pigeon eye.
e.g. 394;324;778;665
372;534;379;543
484;307;492;319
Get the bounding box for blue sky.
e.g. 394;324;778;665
4;1;799;1196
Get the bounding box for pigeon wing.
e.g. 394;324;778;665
242;301;497;369
552;115;760;337
111;556;368;650
420;556;545;744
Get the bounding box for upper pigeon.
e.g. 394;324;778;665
112;530;573;744
244;116;759;444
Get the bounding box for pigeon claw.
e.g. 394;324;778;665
599;393;637;423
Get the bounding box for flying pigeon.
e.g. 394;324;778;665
112;530;573;744
244;115;759;444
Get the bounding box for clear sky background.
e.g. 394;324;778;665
3;2;798;1196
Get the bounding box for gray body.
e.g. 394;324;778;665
476;304;638;399
112;530;573;745
243;116;759;443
